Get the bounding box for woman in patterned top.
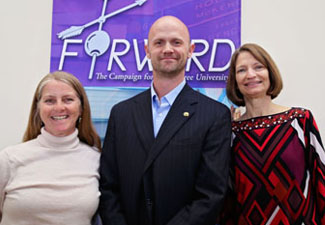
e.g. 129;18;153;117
221;43;325;224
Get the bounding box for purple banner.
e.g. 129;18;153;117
51;0;241;88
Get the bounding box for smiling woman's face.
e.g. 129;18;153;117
235;51;270;100
38;80;81;137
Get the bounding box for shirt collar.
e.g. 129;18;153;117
151;79;186;105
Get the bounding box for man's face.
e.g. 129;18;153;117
145;17;195;78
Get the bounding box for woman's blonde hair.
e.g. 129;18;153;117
23;71;101;150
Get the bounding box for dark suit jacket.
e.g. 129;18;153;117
99;84;231;225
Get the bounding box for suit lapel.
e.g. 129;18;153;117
143;84;198;172
133;89;155;154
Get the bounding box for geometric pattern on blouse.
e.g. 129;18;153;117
221;108;325;225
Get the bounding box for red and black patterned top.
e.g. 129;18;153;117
221;107;325;225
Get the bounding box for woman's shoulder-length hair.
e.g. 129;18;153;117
226;43;283;106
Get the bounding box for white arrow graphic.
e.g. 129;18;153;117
57;0;147;40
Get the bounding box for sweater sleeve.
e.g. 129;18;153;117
0;149;11;221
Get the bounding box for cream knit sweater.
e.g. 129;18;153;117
0;128;100;225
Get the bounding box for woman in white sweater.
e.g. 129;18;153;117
0;71;102;225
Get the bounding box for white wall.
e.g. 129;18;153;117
0;1;52;149
0;0;324;149
241;0;325;141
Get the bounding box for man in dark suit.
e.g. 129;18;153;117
99;16;231;225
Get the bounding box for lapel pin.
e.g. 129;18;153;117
183;112;189;117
